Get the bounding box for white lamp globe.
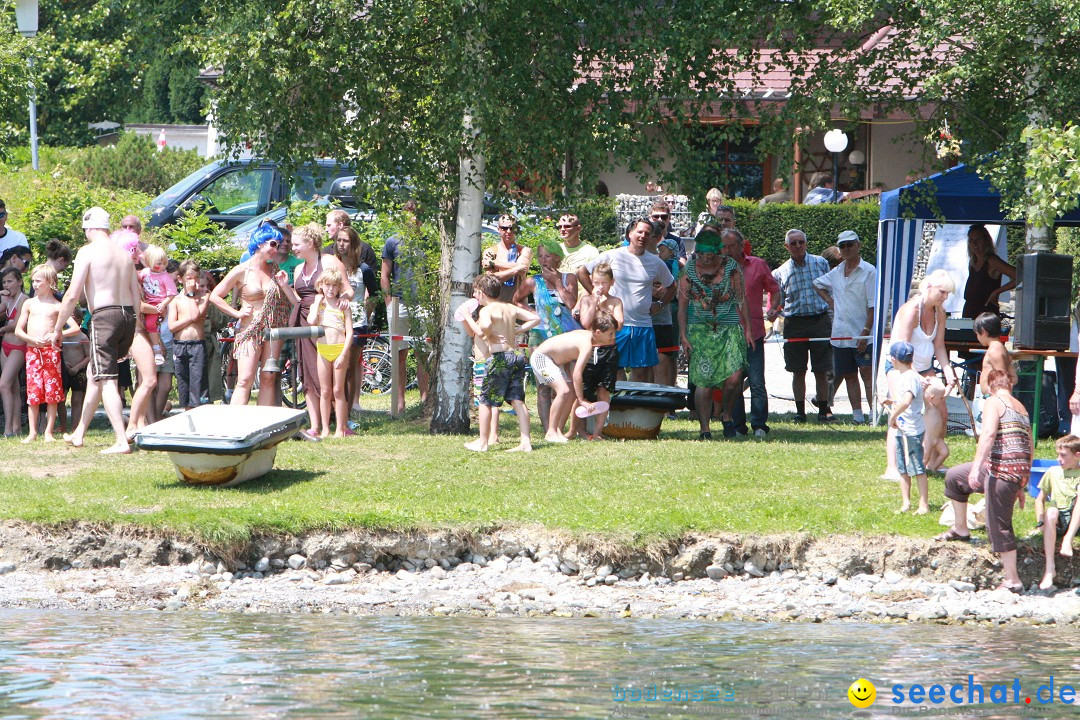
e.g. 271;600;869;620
848;149;865;165
823;129;849;153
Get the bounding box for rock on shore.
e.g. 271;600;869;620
0;521;1077;624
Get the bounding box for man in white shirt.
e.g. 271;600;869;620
813;230;876;422
578;218;675;382
0;200;30;256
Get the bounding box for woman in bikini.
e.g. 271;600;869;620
0;267;27;436
290;223;350;439
210;224;298;406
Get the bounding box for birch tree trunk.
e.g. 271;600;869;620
430;110;485;434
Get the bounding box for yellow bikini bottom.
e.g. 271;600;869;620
317;342;345;363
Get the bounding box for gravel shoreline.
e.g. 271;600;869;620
2;522;1079;624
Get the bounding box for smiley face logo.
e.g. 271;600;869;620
848;678;876;708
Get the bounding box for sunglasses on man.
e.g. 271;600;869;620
556;223;579;230
498;225;517;232
0;211;7;220
651;213;669;221
838;241;858;249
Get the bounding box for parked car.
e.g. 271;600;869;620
229;203;378;248
145;159;358;230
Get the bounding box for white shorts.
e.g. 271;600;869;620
531;351;568;387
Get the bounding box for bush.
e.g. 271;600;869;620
148;201;242;273
0;168;153;256
70;133;207;196
727;200;881;268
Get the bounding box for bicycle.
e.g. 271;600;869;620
359;335;418;396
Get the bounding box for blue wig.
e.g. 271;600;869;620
248;224;283;257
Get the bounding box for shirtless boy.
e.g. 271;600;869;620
52;207;142;454
456;276;499;446
573;262;624;330
14;265;81;442
531;311;618;442
169;260;210;411
974;312;1016;394
465;273;539;453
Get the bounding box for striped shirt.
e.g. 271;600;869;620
773;254;830;317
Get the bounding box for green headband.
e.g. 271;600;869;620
539;237;565;259
695;242;720;255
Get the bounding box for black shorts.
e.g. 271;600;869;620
480;350;526;407
782;312;832;374
61;364;87;392
583;344;619;402
834;345;873;376
654;324;678;355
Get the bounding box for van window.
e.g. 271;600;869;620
291;166;350;202
202;168;273;218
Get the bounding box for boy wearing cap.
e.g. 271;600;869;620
812;230;876;423
887;340;930;514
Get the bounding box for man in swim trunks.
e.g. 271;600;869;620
52;207;141;454
531;310;618;443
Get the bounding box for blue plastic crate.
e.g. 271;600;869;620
1028;458;1059;498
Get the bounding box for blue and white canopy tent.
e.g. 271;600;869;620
873;164;1080;422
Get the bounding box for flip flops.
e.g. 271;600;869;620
934;529;972;543
574;400;610;418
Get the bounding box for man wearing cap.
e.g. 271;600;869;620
0;199;29;256
813;230;876;423
481;214;532;302
648;200;686;262
52;207;141;454
723;228;780;437
770;228;834;422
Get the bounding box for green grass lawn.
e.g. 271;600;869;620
0;396;1054;548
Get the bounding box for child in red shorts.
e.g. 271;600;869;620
14;265;81;442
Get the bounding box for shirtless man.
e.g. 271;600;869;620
481;214;533;302
51;207;141;454
465;273;539;452
530;312;618;443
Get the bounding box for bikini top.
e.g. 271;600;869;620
6;293;23;320
239;265;269;304
318;303;347;333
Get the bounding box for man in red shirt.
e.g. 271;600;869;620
723;228;780;437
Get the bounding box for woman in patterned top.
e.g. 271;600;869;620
940;369;1032;592
678;225;750;440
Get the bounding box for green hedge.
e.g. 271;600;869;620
0;169;153;256
727;199;881;268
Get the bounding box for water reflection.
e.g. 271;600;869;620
0;610;1069;719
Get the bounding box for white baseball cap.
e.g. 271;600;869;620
81;206;111;230
837;230;860;245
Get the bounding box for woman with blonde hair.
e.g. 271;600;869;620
292;222;351;439
880;269;958;478
692;188;726;236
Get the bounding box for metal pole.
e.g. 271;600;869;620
28;55;39;171
831;151;839;202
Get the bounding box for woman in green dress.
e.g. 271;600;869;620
678;225;751;439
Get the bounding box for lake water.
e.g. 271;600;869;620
0;609;1077;719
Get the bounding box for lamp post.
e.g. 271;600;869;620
15;0;39;171
823;129;849;203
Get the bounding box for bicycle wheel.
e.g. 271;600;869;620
279;360;307;409
360;346;393;395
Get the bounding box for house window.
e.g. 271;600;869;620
687;126;768;199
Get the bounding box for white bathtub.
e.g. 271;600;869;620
134;405;308;487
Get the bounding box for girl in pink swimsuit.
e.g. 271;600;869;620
0;267;27;436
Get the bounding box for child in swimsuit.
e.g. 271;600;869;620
307;268;353;438
572;262;624;331
138;245;178;366
0;267;27;437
